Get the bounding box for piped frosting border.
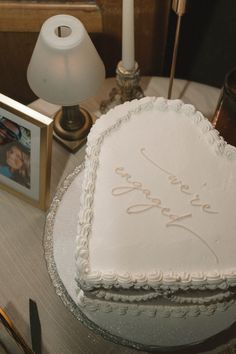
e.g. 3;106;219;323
77;289;236;319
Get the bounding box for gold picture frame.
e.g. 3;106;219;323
0;93;53;210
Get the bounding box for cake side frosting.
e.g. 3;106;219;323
85;287;235;305
75;97;236;293
77;289;236;319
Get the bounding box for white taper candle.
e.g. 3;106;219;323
122;0;135;71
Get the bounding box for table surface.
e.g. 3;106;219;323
0;77;226;354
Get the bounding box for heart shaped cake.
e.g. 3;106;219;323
75;97;236;337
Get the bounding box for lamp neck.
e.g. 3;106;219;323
61;105;85;131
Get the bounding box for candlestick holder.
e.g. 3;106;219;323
100;61;144;114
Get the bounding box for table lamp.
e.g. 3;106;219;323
27;14;105;152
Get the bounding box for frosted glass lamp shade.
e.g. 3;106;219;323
27;15;105;106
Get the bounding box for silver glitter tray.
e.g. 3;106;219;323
43;163;236;353
43;163;148;351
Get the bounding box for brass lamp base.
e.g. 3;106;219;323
53;105;93;153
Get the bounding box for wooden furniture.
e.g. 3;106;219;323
1;0;236;103
1;77;231;354
0;0;170;104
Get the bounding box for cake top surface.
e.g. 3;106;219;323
75;97;236;292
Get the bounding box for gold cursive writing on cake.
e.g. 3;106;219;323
140;148;218;214
112;161;219;264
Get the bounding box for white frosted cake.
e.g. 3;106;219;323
74;97;236;348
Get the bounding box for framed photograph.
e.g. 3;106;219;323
0;93;53;210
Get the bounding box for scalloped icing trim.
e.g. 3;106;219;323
77;289;236;319
89;288;235;306
75;96;236;292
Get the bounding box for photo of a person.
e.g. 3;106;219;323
0;117;22;145
0;141;30;189
0;93;52;209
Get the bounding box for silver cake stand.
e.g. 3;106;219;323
44;163;236;353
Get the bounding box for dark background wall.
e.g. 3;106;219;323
164;0;236;88
0;0;235;104
0;0;170;104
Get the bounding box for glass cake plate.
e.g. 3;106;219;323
44;163;236;353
